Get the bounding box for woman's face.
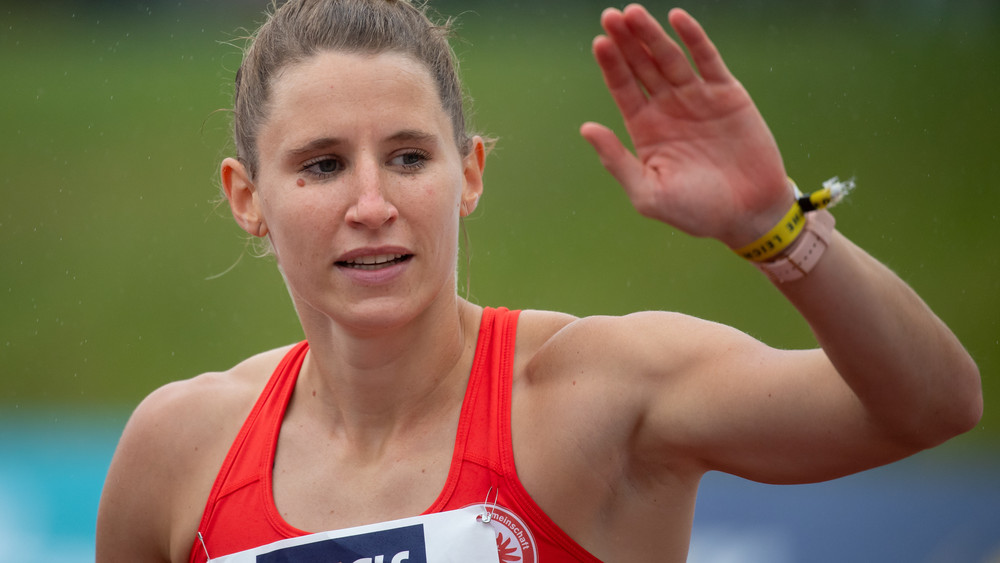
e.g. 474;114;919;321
227;50;484;333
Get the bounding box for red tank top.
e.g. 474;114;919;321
189;307;601;562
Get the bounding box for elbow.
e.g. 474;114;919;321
950;356;983;434
886;358;983;452
951;360;984;437
922;358;983;447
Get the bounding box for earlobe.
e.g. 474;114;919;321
221;157;268;237
460;136;486;218
460;194;480;217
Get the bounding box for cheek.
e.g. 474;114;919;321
264;191;341;249
400;171;462;218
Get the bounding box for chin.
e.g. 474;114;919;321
329;296;437;336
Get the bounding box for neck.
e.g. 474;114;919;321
291;297;481;449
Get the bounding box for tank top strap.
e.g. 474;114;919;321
191;341;309;562
442;307;603;563
217;341;308;499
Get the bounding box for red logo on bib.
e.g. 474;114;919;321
463;504;537;563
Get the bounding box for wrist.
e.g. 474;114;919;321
723;177;799;251
731;176;853;283
754;209;836;283
730;198;805;262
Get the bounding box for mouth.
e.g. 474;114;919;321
335;253;412;270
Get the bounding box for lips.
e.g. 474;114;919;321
336;253;412;270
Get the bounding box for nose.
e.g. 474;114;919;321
345;161;398;229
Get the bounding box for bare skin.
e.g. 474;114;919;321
97;5;981;562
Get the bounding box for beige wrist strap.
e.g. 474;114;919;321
754;209;836;283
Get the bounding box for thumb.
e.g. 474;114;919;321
580;121;643;194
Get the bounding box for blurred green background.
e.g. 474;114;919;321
1;0;997;458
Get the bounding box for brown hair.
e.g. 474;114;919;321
233;0;471;178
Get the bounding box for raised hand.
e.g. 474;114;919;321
581;5;792;248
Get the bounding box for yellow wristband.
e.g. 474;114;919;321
733;201;806;262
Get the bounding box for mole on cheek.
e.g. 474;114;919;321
296;178;306;187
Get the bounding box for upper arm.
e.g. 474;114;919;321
97;382;194;562
96;366;262;563
545;312;916;486
639;315;902;483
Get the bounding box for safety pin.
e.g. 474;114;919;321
481;486;499;523
198;531;212;561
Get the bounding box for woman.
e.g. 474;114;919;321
96;1;981;562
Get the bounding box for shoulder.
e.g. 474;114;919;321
509;311;739;541
124;344;295;468
97;344;298;562
516;309;742;381
510;309;762;463
511;308;743;445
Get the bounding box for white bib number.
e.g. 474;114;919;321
208;506;499;563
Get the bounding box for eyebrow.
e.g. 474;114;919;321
286;136;344;158
285;129;438;158
387;129;437;145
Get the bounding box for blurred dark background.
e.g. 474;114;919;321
1;1;998;561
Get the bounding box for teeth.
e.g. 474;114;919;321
344;254;404;269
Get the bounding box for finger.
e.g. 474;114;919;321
591;35;648;120
599;7;676;95
668;8;734;84
621;4;698;87
580;121;644;195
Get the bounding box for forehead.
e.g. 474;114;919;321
260;50;450;152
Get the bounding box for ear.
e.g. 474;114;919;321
459;136;486;217
221;157;268;237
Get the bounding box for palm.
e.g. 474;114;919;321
581;6;790;248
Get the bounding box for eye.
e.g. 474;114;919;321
301;156;343;177
389;150;430;171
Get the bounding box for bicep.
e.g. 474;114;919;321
623;313;913;484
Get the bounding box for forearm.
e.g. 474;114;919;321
773;229;982;446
